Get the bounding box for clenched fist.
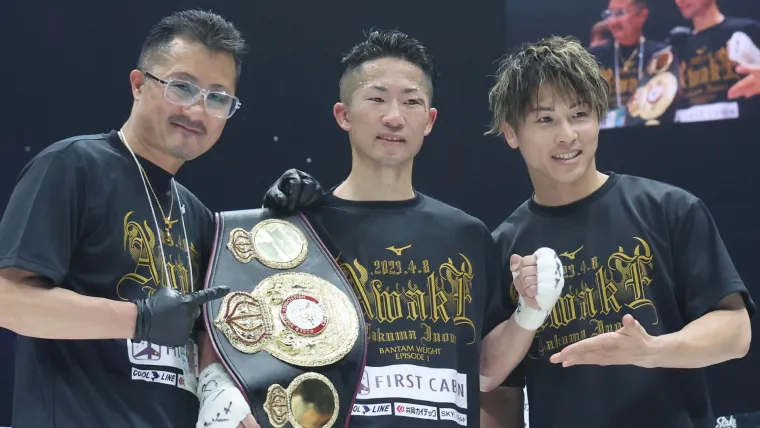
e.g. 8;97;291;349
510;247;564;330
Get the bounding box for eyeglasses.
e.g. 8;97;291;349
142;71;242;119
601;7;640;20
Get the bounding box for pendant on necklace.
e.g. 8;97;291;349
163;228;174;246
163;218;178;246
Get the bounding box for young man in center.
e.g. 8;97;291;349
196;30;565;428
481;35;754;428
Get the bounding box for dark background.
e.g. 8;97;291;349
1;0;757;425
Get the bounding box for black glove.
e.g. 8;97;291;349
133;285;230;346
667;26;692;53
262;168;325;213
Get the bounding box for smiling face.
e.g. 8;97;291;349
503;84;601;190
333;57;438;169
129;37;238;163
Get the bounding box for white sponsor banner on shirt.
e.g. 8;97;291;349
674;102;739;123
126;339;198;396
127;339;185;368
439;407;467;426
356;364;468;409
351;402;393;417
393;402;438;421
131;368;178;387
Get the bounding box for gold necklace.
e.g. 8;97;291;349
141;169;177;246
622;47;639;73
117;131;177;246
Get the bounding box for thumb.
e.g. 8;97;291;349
186;286;231;306
736;64;760;74
622;314;634;324
620;314;641;332
728;78;752;99
509;254;523;272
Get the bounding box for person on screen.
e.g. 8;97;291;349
480;35;754;428
589;20;613;48
0;10;242;428
673;0;760;122
587;0;667;128
194;29;565;428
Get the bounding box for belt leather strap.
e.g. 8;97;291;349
203;209;367;428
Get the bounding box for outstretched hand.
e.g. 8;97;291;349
728;64;760;99
549;314;657;368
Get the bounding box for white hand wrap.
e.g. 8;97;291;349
728;31;760;66
196;363;251;428
513;247;565;330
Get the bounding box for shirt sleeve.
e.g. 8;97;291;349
745;19;760;44
492;225;520;316
0;152;87;286
672;197;756;322
482;234;508;338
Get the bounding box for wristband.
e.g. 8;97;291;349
196;363;251;428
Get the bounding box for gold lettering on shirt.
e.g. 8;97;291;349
512;237;658;359
117;211;199;300
339;252;476;363
680;46;742;106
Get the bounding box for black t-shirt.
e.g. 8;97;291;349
0;130;215;428
495;173;755;428
304;190;506;427
589;39;668;112
674;17;760;120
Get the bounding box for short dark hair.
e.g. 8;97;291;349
338;29;440;103
138;9;248;77
486;35;610;135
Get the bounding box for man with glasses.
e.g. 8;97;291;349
0;10;241;428
587;0;667;128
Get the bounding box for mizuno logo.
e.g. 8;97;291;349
559;245;583;260
386;245;412;256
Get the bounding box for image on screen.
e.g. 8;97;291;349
505;0;760;129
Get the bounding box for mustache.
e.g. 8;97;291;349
169;116;206;134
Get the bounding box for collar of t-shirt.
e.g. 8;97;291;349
527;172;621;217
322;185;424;212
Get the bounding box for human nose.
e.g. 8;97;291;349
183;91;208;116
555;119;578;144
381;101;404;128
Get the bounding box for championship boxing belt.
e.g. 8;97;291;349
202;209;367;428
628;46;680;126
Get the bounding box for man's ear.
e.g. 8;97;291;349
423;107;438;136
501;123;519;149
129;69;146;100
333;102;350;132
